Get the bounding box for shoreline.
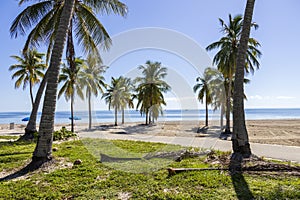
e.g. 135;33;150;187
0;119;299;147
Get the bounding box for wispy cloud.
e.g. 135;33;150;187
276;96;296;100
248;95;296;101
165;96;196;101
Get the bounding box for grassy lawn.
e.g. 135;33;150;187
0;138;299;199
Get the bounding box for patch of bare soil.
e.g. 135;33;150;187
0;157;73;181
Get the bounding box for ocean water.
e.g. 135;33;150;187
1;108;300;125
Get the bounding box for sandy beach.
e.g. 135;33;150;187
1;119;300;147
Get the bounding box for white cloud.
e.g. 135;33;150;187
249;95;263;100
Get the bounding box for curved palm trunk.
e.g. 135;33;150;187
114;108;118;126
23;73;48;139
231;0;255;172
29;81;34;108
32;0;75;165
71;95;74;132
225;76;232;134
88;91;92;130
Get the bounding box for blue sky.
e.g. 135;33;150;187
0;0;300;112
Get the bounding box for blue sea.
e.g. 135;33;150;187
1;108;300;125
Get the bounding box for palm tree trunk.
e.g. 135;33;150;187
152;114;154;124
231;0;255;172
220;104;224;131
149;85;153;124
32;0;75;166
145;110;148;125
71;95;74;132
67;22;76;72
88;90;92;130
23;72;48;139
122;108;124;124
205;95;209;127
115;108;118;126
225;76;232;134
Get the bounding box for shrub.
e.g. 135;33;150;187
34;127;77;142
53;127;77;141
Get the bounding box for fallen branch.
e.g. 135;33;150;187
243;164;300;172
167;164;300;176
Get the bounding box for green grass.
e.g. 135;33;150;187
0;139;299;199
0;135;20;140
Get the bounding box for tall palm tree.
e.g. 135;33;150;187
10;0;127;135
58;58;85;132
9;49;47;109
193;68;213;127
102;76;130;126
32;0;76;167
232;0;256;162
78;54;107;130
135;61;170;124
206;14;261;134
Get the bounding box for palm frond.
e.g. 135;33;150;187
10;1;53;38
84;0;128;16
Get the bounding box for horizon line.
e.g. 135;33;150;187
1;107;300;113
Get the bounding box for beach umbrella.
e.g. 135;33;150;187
22;117;30;121
69;116;81;120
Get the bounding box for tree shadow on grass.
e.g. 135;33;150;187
230;153;254;200
0;159;54;182
231;173;254;200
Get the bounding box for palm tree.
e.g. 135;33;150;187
118;76;134;124
206;14;261;134
193;68;213;127
204;67;250;132
58;58;85;132
135;61;170;124
204;68;226;130
232;0;256;163
102;76;131;126
9;49;47;109
23;70;48;139
78;54;107;130
135;85;151;124
32;0;76;167
10;0;127;136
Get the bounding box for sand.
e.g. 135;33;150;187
1;119;300;147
